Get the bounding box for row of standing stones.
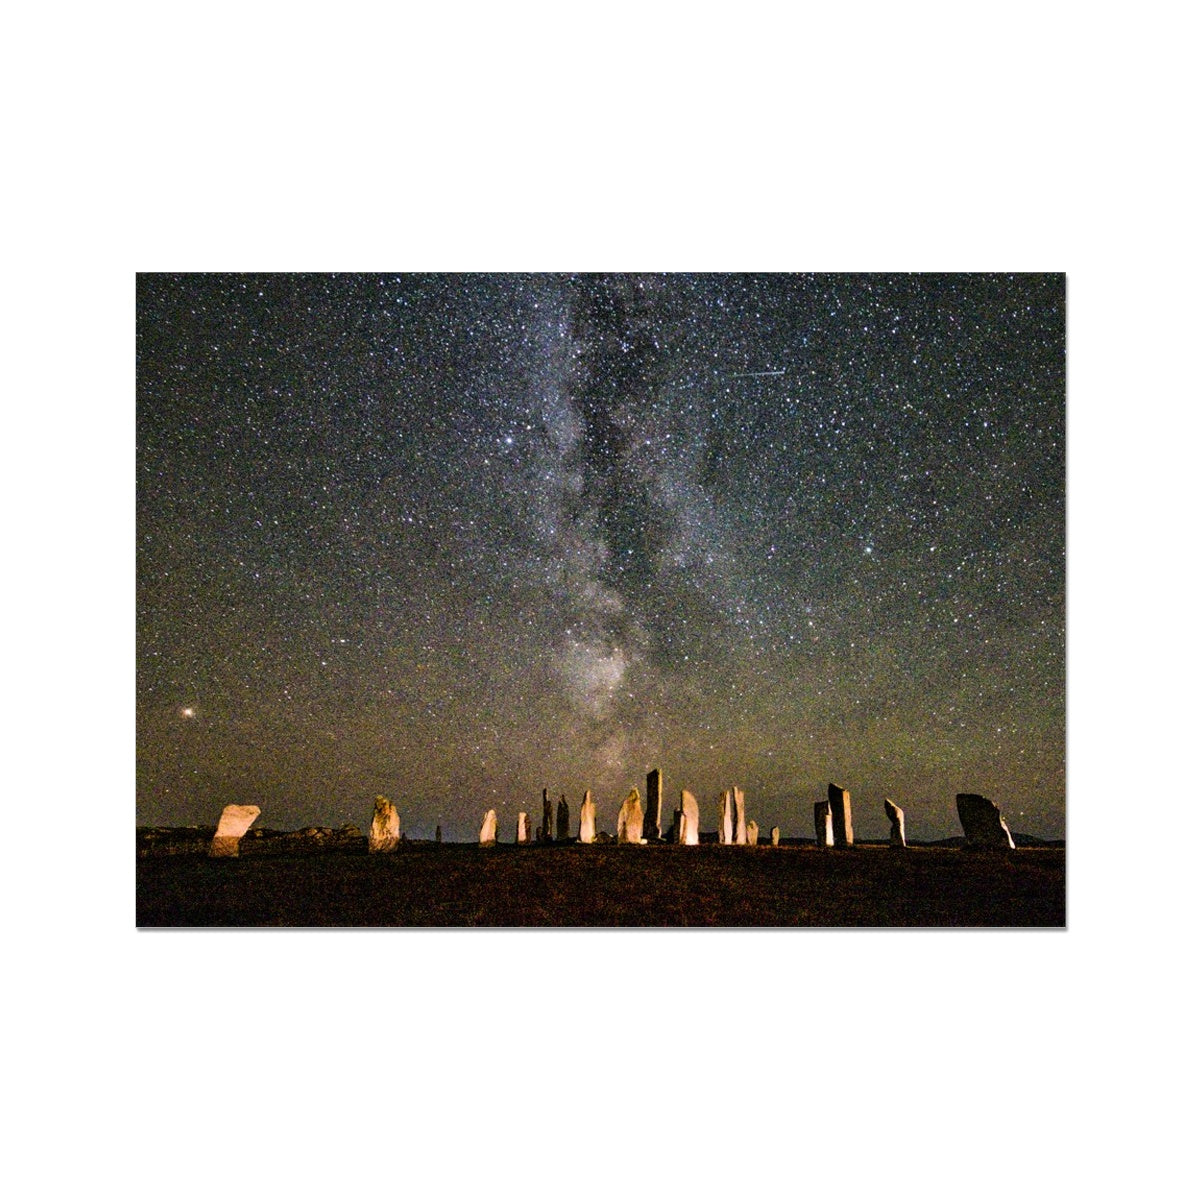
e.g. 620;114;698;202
204;774;1017;858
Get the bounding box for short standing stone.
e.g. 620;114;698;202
479;809;497;847
617;788;645;844
209;804;260;857
814;800;834;847
733;786;747;845
828;784;854;846
746;820;759;845
368;795;401;853
517;812;531;844
956;793;1016;849
557;796;570;841
646;768;663;841
718;790;734;845
884;798;906;848
578;791;597;844
681;790;700;846
771;826;781;847
667;808;682;843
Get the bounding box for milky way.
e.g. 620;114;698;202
137;274;1064;840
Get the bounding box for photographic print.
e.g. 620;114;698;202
136;272;1065;926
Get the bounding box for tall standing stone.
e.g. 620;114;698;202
556;796;569;841
542;789;553;842
209;804;260;857
771;826;781;846
884;798;906;848
814;800;834;847
718;790;734;845
517;812;531;844
955;793;1016;849
828;784;854;847
479;809;497;847
578;791;597;844
733;786;747;845
646;768;663;841
435;824;442;844
746;820;759;846
680;790;700;846
616;788;645;844
368;795;401;853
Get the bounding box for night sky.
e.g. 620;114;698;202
136;273;1064;841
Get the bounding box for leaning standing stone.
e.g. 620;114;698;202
883;798;906;848
771;826;781;847
209;804;260;857
814;800;834;847
680;790;700;846
828;784;854;846
956;793;1016;849
645;768;663;841
578;791;597;844
557;795;570;841
746;820;759;845
479;809;497;847
616;788;645;844
368;795;400;853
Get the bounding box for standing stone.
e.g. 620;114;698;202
578;791;597;844
884;798;906;848
667;808;682;843
616;788;645;844
956;793;1016;849
746;820;759;846
556;795;569;841
733;786;747;845
435;824;442;844
645;768;663;841
517;812;531;844
209;804;260;857
542;789;553;842
771;826;781;846
828;784;854;846
680;790;700;846
718;790;734;845
368;795;401;853
479;809;497;847
814;800;834;847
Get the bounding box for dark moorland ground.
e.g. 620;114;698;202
136;838;1065;927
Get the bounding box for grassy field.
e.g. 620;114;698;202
136;842;1065;927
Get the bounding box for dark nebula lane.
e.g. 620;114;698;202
136;273;1065;842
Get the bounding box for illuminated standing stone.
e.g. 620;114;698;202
556;796;570;841
617;788;645;844
718;790;734;844
771;826;781;846
814;800;834;847
680;790;700;846
209;804;260;857
884;798;906;848
828;784;853;846
542;790;553;842
479;809;497;847
368;795;400;853
746;820;759;845
956;793;1016;849
578;791;597;844
733;786;747;845
646;768;663;841
517;812;531;844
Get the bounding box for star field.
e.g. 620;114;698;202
136;273;1064;840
